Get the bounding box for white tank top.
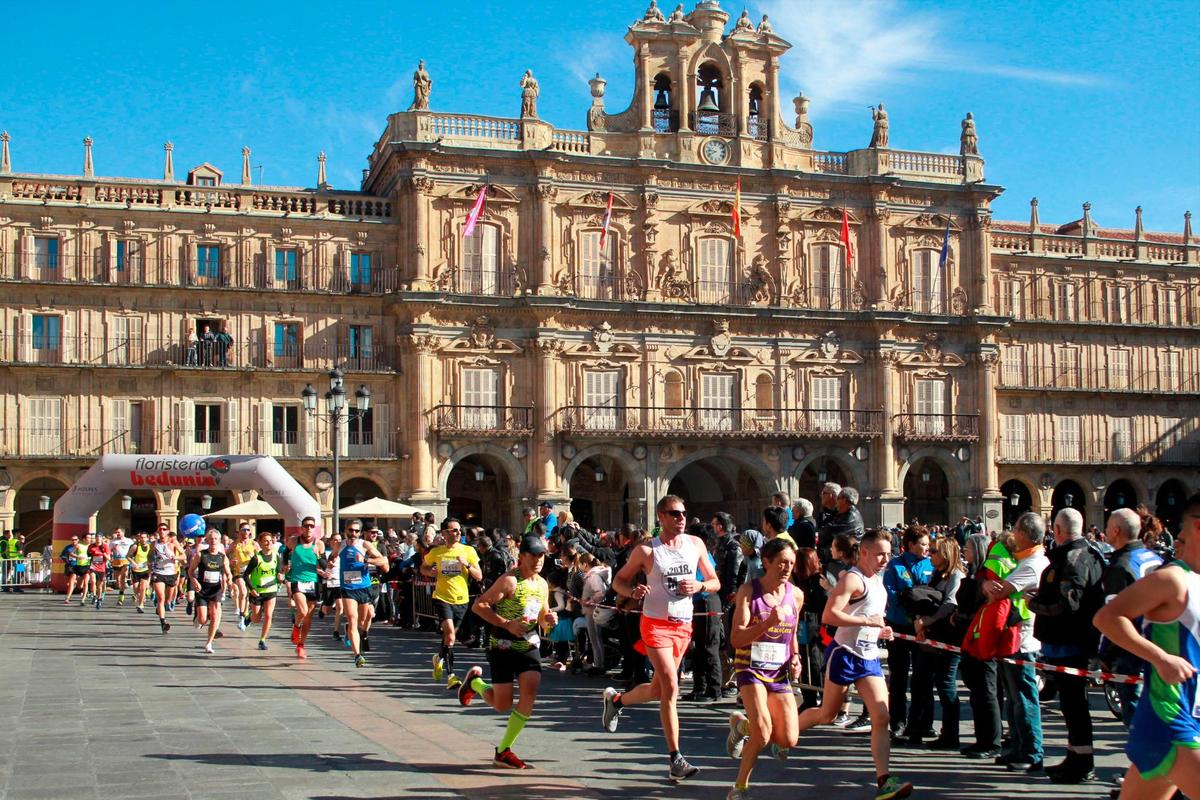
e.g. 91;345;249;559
833;566;887;659
643;535;700;622
151;542;177;575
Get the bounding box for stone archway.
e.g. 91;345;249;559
904;459;951;525
1103;478;1138;525
438;444;528;531
793;448;868;512
1000;478;1035;530
663;448;777;530
1051;479;1087;521
14;474;70;552
1155;479;1190;533
561;445;648;530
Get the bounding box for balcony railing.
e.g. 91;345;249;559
990;231;1194;265
0;251;400;295
431;405;535;436
0;426;401;459
998;367;1200;395
894;413;980;442
451;268;519;297
0;334;398;373
997;437;1200;466
690;112;736;136
555;406;884;439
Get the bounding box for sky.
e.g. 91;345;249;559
2;0;1196;232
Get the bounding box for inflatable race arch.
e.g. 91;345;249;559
51;454;321;592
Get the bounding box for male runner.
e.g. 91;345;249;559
283;516;324;660
164;529;184;611
339;525;389;668
362;526;386;652
242;531;281;650
601;494;720;784
128;531;152;612
87;532;110;609
150;526;185;632
108;528;132;606
793;530;913;800
188;528;232;653
1094;494;1200;800
62;535;87;604
459;534;558;769
320;532;345;639
423;519;481;688
228;524;257;624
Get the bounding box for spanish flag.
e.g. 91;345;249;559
732;178;742;239
840;207;854;263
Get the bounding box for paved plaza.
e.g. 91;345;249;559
0;594;1130;800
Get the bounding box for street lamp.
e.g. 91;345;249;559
121;495;133;511
1009;493;1020;507
39;495;51;511
200;494;213;511
301;367;370;535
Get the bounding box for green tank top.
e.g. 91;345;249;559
74;547;91;567
287;542;319;583
489;573;548;654
248;552;279;592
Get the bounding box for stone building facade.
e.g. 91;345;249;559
0;1;1196;546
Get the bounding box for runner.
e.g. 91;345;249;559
320;532;345;641
188;528;232;653
62;535;87;604
361;526;385;653
108;528;132;606
228;524;257;625
1094;493;1200;800
422;519;481;688
164;528;183;612
458;534;558;769
87;532;110;609
283;516;324;660
242;531;281;650
183;535;199;618
601;494;720;784
128;531;152;613
724;537;803;800
339;525;389;668
793;529;913;800
150;526;185;633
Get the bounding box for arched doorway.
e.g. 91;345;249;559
904;459;950;525
1103;479;1138;524
446;456;515;530
1051;479;1086;522
1155;479;1190;534
95;490;159;537
668;457;767;531
796;458;849;517
1000;478;1033;530
15;476;68;551
336;477;387;533
568;456;629;532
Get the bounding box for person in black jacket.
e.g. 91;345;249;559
711;512;742;697
1027;507;1106;784
789;498;818;549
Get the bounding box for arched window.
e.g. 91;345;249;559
812;244;844;310
461;223;499;295
652;73;676;133
579;230;616;299
754;373;774;413
664;371;684;412
697;236;732;304
912;249;945;313
748;84;767;141
695;63;729;135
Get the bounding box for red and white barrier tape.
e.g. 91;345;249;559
889;631;1143;685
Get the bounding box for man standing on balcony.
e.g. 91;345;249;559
215;323;232;367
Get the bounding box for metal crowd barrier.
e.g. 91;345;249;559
413;579;437;622
0;556;49;589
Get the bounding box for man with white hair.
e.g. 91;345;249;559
1027;507;1106;784
790;498;817;549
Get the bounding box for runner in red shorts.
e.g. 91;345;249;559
600;494;719;785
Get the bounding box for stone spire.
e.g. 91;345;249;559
83;136;94;178
163;142;175;182
1029;197;1039;231
1081;201;1094;237
241;147;252;185
317;151;328;189
1134;206;1144;240
0;131;10;175
1186;210;1193;243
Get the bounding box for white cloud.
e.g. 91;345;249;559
555;31;628;88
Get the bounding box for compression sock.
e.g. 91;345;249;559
498;711;529;752
445;645;455;673
612;693;624;709
470;675;491;695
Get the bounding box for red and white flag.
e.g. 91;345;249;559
599;190;614;248
840;207;854;262
463;184;488;238
732;178;743;239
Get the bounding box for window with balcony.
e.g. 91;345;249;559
1002;345;1025;386
701;372;736;431
274;322;301;367
912;250;945;313
350;252;372;289
1001;413;1027;461
348;407;374;446
31;314;61;358
584;369;620;430
1000;278;1025;317
1109;283;1129;323
115;239;136;273
194;403;222;445
812;244;843;309
462;225;499;294
754;374;774;414
196;245;221;282
664;371;684;414
111;316;143;365
1158;287;1180;326
811;375;843;432
275;249;298;286
348;325;374;368
33;237;59;271
1111;416;1132;461
1057;414;1081;461
1109;348;1130;389
1055;346;1079;388
110;399;143;454
462;367;499;428
26;396;63;455
272;404;299;445
579;231;615;299
1055;281;1077;321
1161;416;1183;461
915;378;947;435
696;237;732;304
1163;351;1181;390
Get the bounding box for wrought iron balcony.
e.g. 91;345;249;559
431;405;535;436
893;413;980;442
555;406;883;439
997;366;1200;395
997;437;1200;466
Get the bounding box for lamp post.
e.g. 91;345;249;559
301;368;370;536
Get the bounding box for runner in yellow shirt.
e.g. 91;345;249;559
422;519;481;689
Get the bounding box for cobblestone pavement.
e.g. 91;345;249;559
0;594;1129;799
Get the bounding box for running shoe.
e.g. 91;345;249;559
343;637;352;649
136;606;145;614
875;776;914;800
160;620;170;634
332;628;341;641
296;646;307;660
237;617;247;631
492;748;530;769
117;596;125;606
726;711;748;759
355;655;366;669
186;601;193;615
433;654;445;682
668;754;700;784
770;744;789;762
601;687;622;733
446;674;461;690
459;666;483;706
831;711;851;727
361;636;370;653
843;712;872;734
257;640;268;651
243;613;252;627
291;626;300;644
80;598;86;606
94;598;101;609
726;787;751;800
203;643;214;654
214;631;224;639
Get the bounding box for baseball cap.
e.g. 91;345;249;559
519;535;548;555
539;500;554;509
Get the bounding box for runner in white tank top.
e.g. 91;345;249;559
643;535;700;622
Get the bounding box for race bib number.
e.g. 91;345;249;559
667;597;692;620
523;598;542;619
342;570;362;584
202;570;221;584
326;577;340;588
258;576;275;588
440;558;462;576
92;556;105;566
1192;694;1200;719
750;641;788;670
296;581;315;593
855;636;878;659
132;561;147;572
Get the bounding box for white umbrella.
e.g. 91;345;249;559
338;497;426;518
203;498;282;519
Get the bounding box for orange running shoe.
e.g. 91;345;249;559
459;666;483;707
296;645;307;660
492;748;529;769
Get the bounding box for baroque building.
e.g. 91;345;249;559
0;0;1196;549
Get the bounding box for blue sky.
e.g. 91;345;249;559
2;0;1196;232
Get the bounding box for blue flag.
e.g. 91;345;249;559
937;219;951;269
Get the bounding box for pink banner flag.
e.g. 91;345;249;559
599;191;614;248
463;184;488;238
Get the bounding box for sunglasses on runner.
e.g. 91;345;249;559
303;523;316;528
662;509;686;519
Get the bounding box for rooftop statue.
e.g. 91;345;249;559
643;0;666;22
409;60;431;111
960;112;979;156
520;70;540;119
869;103;889;148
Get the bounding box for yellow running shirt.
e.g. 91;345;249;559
423;543;479;605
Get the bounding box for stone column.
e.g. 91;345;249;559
875;349;904;528
868;202;889;306
533;337;563;502
410;175;433;289
976;348;1003;533
676;47;692;131
535;182;556;294
973;208;994;314
406;335;441;504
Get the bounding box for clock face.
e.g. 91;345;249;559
702;138;729;165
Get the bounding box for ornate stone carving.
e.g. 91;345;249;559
960;112;978;156
786;281;810;308
819;331;841;359
758;14;774;34
643;0;666;22
623;269;645;301
469;315;496;349
413;334;440;354
668;3;685;22
851;280;868;309
869;104;889;148
793;93;813;147
745;255;774;303
537;336;564;355
977;350;1000;370
592;321;614;353
520;70;539;118
409;60;431;111
710;319;732;357
431;262;455;291
656;250;689;299
950;286;969;315
734;9;753;31
922;332;944;362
